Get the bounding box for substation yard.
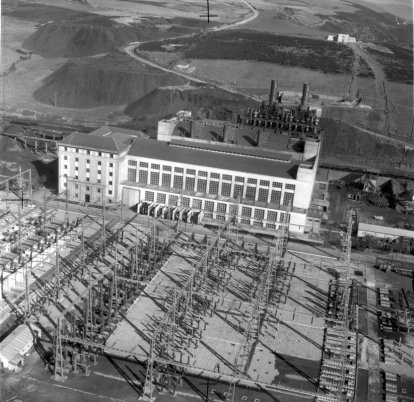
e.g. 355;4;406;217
102;231;334;396
0;197;354;401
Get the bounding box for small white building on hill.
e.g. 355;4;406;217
327;34;357;43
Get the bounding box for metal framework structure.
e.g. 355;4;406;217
335;210;354;401
0;168;33;211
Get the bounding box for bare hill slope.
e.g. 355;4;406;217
320;118;414;162
33;53;187;108
125;85;259;128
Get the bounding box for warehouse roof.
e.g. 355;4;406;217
128;138;299;179
358;221;414;238
0;324;40;365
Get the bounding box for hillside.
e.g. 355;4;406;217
140;30;357;75
124;84;259;129
320;118;414;162
33;53;187;108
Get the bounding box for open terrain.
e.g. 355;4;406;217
140;30;359;75
33;53;187;108
1;0;412;137
125;84;259;130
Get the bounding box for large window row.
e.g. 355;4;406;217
129;160;296;204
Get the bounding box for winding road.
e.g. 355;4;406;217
123;0;260;100
348;43;392;136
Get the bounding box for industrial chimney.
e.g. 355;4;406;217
301;83;310;108
257;129;265;147
189;120;195;138
269;80;277;107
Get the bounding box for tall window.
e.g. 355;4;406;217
217;203;227;214
241;206;252;217
254;209;265;220
283;192;294;206
145;191;154;202
267;210;277;222
173;175;183;189
139;170;148;184
233;184;244;198
185;177;195;191
156;193;166;204
162;173;171;187
270;190;282;204
257;188;269;203
245;186;256;200
209;181;219;195
229;205;238;219
128;168;137;182
150;172;159;185
221;182;231;197
182;197;190;207
168;195;178;206
192;199;202;209
197;179;207;193
204;201;214;212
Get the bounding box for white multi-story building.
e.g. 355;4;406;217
58;120;320;233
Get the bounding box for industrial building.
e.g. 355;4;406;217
59;83;322;234
0;324;40;371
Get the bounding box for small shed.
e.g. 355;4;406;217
0;324;41;371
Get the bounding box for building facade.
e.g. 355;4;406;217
58;126;146;204
59;122;320;233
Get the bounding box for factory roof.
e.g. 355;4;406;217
128;138;299;179
60;126;147;153
358;221;414;238
170;139;293;162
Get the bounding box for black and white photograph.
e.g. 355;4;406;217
0;0;413;401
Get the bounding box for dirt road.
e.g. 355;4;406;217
348;43;391;135
123;0;260;101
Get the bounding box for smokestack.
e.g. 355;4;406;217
257;129;265;147
190;120;195;138
269;80;277;107
301;83;310;108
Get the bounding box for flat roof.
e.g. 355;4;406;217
128;138;299;179
358;221;414;238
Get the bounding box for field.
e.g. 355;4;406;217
140;30;358;75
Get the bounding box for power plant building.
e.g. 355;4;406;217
59;84;321;233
